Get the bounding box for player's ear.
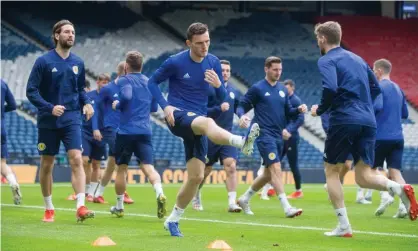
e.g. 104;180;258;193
186;39;191;47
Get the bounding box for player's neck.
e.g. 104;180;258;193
189;50;204;63
324;44;340;54
380;75;391;81
265;77;277;86
55;46;71;59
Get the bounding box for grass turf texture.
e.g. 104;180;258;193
2;184;417;251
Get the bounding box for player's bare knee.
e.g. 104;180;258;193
40;156;54;173
188;172;204;185
224;162;237;176
91;160;101;171
269;163;282;175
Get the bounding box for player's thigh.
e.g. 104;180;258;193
37;128;60;156
352;126;376;167
386;139;404;171
61;125;82;153
134;134;154;165
324;125;359;165
114;134;134;166
257;137;282;167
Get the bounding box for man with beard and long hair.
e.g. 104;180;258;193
27;20;95;223
236;56;307;217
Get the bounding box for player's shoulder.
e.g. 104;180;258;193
206;53;221;63
168;50;189;63
69;52;84;64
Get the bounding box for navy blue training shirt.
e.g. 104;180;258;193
26;50;91;129
1;80;17;136
96;80;121;130
316;47;381;128
285;93;305;135
148;50;226;116
374;79;408;140
237;79;300;138
114;73;157;135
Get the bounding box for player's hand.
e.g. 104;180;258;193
204;69;222;88
112;100;119;110
93;130;103;141
239;115;251;128
83;104;94;121
52;105;66;117
282;129;292;141
164;105;178;127
221;102;230;112
298;104;308;113
311;105;319;117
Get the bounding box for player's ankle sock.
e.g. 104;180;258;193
278;193;291;211
116;194;124;210
228;135;244;148
44;195;54;210
356;187;364;200
95;184;106;197
228;192;237;205
195;190;201;200
6;174;18;186
76;193;85;209
85;184;91;194
153;183;164;198
365;189;373;198
89;182;98;196
296;189;302;192
399;201;406;211
166;205;184;222
335;208;350;229
380;191;390;199
386;180;402;196
261;185;269;197
242;187;256;201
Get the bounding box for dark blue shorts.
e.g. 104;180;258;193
166;110;208;164
1;133;7;159
257;135;283;167
373;139;404;170
37;125;82;156
324;125;375;166
102;127;117;157
207;139;238;166
82;130;107;161
114;134;153;165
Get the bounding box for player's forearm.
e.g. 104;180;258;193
26;87;54;113
317;88;335;116
4;97;17;112
214;84;227;102
148;82;168;110
207;106;222;119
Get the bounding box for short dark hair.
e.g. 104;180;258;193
85;79;91;89
186;22;209;41
314;21;342;45
264;56;282;68
97;73;111;82
283;79;296;88
220;60;231;66
52;19;74;46
374;59;392;75
125;51;144;72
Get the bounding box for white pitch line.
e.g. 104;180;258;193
2;204;417;238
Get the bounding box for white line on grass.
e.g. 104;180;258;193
2;204;416;238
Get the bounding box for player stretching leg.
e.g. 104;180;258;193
149;23;259;237
311;21;417;237
27;20;95;222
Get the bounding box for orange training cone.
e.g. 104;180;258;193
207;240;232;250
92;236;116;246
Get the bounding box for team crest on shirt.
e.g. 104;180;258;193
72;66;79;75
229;92;235;99
279;91;285;98
38;143;46;151
268;152;276;160
187;112;196;117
